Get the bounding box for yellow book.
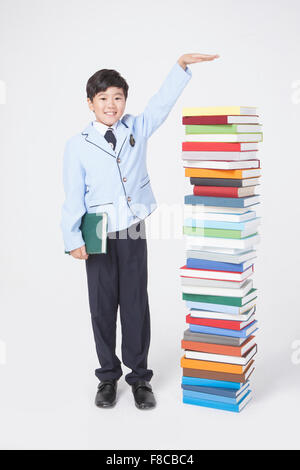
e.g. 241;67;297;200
180;356;246;374
185;167;260;179
182;106;257;117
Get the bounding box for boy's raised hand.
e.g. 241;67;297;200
178;53;220;69
70;244;89;260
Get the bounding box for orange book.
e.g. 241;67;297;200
181;336;255;357
180;355;250;374
185;167;260;179
182;361;255;383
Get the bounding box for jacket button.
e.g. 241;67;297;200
123;177;127;182
127;196;131;202
117;158;121;163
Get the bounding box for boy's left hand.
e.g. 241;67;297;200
178;53;220;70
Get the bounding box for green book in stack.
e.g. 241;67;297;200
65;212;108;255
185;124;263;134
182;288;258;307
183;226;256;239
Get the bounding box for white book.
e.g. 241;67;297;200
184;204;253;215
183;160;260;170
184;211;257;223
185;344;257;366
185;234;260;250
180;265;253;282
181;278;253;298
185;133;263;143
189;306;256;322
182;151;259;161
186;245;256;255
181;276;251;289
186;249;257;265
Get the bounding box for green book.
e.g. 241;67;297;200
185;124;262;134
65;212;108;255
183;226;245;239
182;288;257;307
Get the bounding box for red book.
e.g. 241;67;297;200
182;142;255;152
182;116;258;125
193;185;255;198
186;314;255;331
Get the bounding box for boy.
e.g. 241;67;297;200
60;53;219;410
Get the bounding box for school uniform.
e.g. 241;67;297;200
60;62;192;384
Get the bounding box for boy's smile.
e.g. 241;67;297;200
87;86;126;126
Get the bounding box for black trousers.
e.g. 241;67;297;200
85;220;153;385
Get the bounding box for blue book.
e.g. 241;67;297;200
186;258;252;272
182;383;249;399
189;321;258;338
182;390;252;412
183;389;248;404
184;194;260;208
182;376;244;390
184;217;259;230
186;300;256;315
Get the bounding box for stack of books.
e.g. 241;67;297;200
179;106;262;413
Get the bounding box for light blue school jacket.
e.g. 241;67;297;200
60;62;192;252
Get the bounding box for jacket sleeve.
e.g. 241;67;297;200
60;140;86;253
136;61;192;139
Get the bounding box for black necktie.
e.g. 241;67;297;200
104;128;116;151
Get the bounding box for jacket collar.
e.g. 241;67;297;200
81;119;129;158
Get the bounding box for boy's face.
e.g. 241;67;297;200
87;87;126;126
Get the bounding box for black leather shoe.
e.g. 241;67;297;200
131;380;156;410
95;379;117;408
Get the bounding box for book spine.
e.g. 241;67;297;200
181;340;243;357
184;195;245;208
183;226;243;239
186;259;245;272
185;314;245;331
185;124;238;134
182;142;245;151
190;178;245;187
193;185;239;197
182;116;230;125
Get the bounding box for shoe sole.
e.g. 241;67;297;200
95;400;116;408
135;402;156;410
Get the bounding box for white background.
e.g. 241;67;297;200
0;0;300;450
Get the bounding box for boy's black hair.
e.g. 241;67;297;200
86;69;129;101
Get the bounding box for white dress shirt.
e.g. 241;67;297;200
93;119;119;136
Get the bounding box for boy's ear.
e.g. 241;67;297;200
87;97;94;112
